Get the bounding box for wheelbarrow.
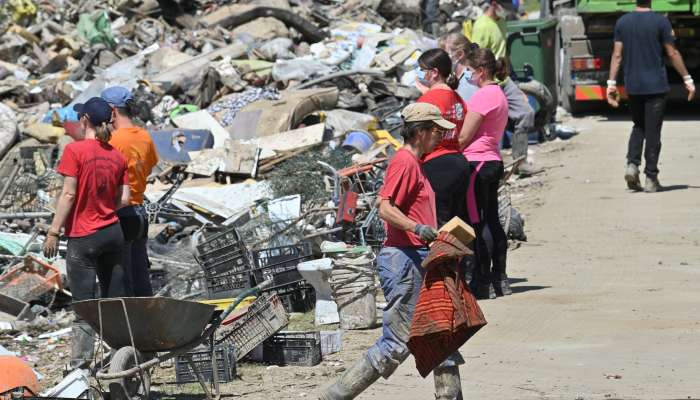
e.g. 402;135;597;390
71;279;272;400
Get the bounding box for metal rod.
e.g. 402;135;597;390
0;165;21;206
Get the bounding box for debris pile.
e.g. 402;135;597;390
0;0;546;395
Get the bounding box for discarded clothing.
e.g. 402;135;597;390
208;87;280;127
408;232;486;377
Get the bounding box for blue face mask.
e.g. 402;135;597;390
415;67;431;87
465;70;479;86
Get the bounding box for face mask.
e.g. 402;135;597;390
415;67;431;87
467;70;480;86
495;5;508;19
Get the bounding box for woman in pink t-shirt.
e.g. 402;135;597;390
457;48;511;299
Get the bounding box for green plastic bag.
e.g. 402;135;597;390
77;11;116;47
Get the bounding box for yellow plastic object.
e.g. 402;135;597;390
8;0;37;23
199;296;256;311
463;20;473;41
370;129;402;150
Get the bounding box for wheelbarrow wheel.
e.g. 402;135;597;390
108;346;150;400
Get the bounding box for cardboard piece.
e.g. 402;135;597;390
439;217;476;246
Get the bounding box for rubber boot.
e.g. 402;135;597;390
433;366;464;400
70;322;95;370
318;355;381;400
625;163;642;191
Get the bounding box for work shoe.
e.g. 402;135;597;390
644;176;661;193
624;163;642;191
474;283;496;300
318;354;381;400
434;365;464;400
493;275;512;296
515;161;543;177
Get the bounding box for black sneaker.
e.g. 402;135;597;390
475;283;497;300
493;277;513;296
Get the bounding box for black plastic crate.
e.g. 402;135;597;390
205;270;252;298
175;344;236;384
263;331;322;367
196;226;251;277
252;243;313;289
278;286;315;313
216;293;289;360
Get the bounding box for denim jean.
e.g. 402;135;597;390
367;246;465;378
627;93;666;178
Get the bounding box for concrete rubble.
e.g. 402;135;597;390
0;0;561;396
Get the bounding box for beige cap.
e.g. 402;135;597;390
401;103;456;130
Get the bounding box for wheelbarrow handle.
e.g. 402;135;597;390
218;278;274;322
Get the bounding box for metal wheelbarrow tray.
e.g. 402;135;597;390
71;297;217;353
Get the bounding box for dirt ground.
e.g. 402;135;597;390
10;111;700;399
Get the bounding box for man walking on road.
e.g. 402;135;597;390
471;0;541;177
607;0;695;192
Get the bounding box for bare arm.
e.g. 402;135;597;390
608;41;623;82
116;185;131;209
378;198;418;233
458;110;485;150
664;42;689;77
49;177;77;234
664;42;696;101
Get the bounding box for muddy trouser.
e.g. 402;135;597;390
420;0;440;34
366;247;465;379
469;161;508;283
502;78;535;160
118;205;152;296
67;222;126;368
627;93;666;178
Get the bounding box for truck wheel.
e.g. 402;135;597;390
108;346;150;400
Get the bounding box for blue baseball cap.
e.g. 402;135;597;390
100;86;133;108
73;97;113;125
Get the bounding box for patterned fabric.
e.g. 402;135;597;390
408;232;487;377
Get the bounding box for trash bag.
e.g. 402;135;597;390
271;58;333;81
258;38;295;61
0;103;18;158
77;11;116;47
502;207;527;242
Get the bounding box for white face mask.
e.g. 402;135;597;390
495;4;508;19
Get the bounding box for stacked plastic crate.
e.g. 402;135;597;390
195;226;252;299
251;242;315;312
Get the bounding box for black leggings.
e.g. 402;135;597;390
67;222;126;302
469;161;508;283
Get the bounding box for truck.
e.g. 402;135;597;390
544;0;700;112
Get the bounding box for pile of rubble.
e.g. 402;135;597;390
1;0;500;394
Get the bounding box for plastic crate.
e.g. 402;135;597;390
252;243;313;289
196;226;251;277
278;286;315;313
263;331;322;367
205;270;252;298
216;293;289;361
175;344;236;384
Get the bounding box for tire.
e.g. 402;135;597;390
108;347;150;400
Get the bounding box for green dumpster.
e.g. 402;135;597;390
506;18;558;103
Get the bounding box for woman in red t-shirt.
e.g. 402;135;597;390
320;103;462;399
415;49;471;229
42;97;130;369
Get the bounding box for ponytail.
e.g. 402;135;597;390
495;57;509;81
446;72;459;90
95;122;112;143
